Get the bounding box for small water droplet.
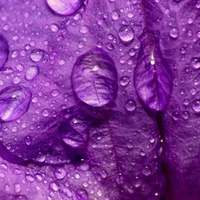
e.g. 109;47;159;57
50;90;59;97
2;67;13;75
169;27;179;39
25;174;34;182
118;25;134;44
50;182;59;191
172;111;180;121
191;57;200;69
50;23;59;32
14;184;21;193
112;11;119;20
126;139;133;149
80;26;89;34
119;76;130;87
142;165;152;176
76;188;88;200
125;99;136;112
30;49;44;62
25;66;39;81
42;109;50;117
25;136;32;145
54;168;66;179
192;99;200;113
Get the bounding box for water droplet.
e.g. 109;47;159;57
14;184;21;193
25;136;32;145
127;139;133;149
0;34;9;70
76;188;88;200
71;48;118;107
169;27;179;39
30;49;44;62
0;85;32;122
50;182;59;191
25;174;34;182
172;111;180;121
119;76;130;87
50;23;59;32
118;25;134;44
25;66;39;81
111;11;119;20
192;99;200;113
42;109;50;117
2;67;13;75
80;26;89;34
46;0;83;16
142;165;152;176
125;99;136;112
191;57;200;69
50;90;59;97
54;167;66;179
106;43;114;51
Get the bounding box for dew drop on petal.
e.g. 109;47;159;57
54;167;66;179
142;165;152;176
125;99;136;112
46;0;84;16
0;85;32;122
0;34;9;70
192;99;200;113
25;66;39;81
169;27;179;39
71;48;118;107
191;57;200;69
119;76;130;87
30;49;44;62
76;188;88;200
118;25;134;44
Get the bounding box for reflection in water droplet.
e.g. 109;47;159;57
51;23;59;32
118;25;134;44
72;48;118;107
0;34;9;70
25;66;39;81
46;0;84;16
54;167;66;179
191;57;200;69
192;99;200;113
125;99;136;112
119;76;130;87
76;188;88;200
0;85;32;122
169;27;179;39
30;49;44;62
142;165;152;176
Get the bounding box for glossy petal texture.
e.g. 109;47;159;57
0;34;9;70
0;85;31;122
134;31;173;111
46;0;84;16
72;48;118;107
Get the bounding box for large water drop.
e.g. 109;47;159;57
46;0;84;16
0;85;32;122
118;25;134;44
0;34;9;70
71;48;118;107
